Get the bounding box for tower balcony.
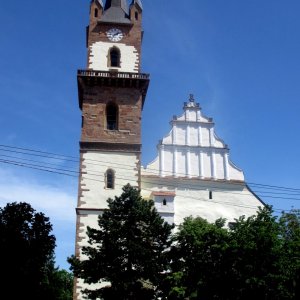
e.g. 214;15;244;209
77;69;150;109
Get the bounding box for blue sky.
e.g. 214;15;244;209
0;0;300;269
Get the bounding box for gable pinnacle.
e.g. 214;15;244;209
184;94;200;109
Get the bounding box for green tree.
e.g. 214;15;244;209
0;202;56;300
69;184;174;300
227;206;285;300
164;206;300;300
162;217;230;299
278;209;300;299
45;266;74;300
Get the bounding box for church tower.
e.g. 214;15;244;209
75;1;149;298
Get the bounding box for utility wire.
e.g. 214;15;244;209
0;148;300;200
0;143;299;193
2;154;300;201
0;159;295;214
1;144;299;193
0;158;298;214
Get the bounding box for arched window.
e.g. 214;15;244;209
94;8;98;18
135;12;139;20
209;191;213;200
109;47;120;68
106;169;115;189
162;199;167;206
106;103;118;130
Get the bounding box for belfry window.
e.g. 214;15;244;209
94;8;98;18
109;47;120;67
106;103;118;130
106;169;115;189
162;199;167;206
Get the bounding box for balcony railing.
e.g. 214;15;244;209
78;70;150;80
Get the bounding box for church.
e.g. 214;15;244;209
74;1;264;298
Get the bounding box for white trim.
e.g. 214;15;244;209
159;145;165;177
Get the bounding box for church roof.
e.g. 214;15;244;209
101;0;131;24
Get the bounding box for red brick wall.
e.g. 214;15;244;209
80;86;143;144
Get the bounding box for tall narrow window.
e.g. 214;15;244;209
162;199;167;206
109;47;120;67
135;12;139;20
209;191;213;200
94;8;98;18
106;103;118;130
106;169;115;189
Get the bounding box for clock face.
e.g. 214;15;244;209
106;28;123;42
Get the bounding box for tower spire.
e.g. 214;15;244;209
101;0;131;24
104;0;128;12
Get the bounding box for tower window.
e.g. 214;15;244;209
135;12;139;20
209;191;213;200
162;199;167;206
94;8;98;18
106;103;118;130
109;47;120;68
106;169;115;189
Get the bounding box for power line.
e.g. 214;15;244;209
1;154;300;201
1;147;300;200
0;159;78;178
0;158;298;214
0;160;291;212
1;149;300;203
1;144;299;193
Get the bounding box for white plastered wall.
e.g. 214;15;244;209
89;41;139;72
75;151;139;299
75;212;104;300
79;151;139;209
141;177;263;226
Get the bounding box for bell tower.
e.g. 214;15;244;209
74;0;149;298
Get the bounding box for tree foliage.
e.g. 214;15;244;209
0;202;73;300
45;266;74;300
163;206;300;300
69;185;300;300
69;184;174;300
0;202;56;299
162;217;230;299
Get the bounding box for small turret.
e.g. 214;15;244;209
90;0;104;23
129;0;143;23
131;0;143;10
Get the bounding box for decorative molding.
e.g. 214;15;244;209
80;141;141;153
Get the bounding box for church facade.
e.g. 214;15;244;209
74;1;264;298
141;95;263;226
